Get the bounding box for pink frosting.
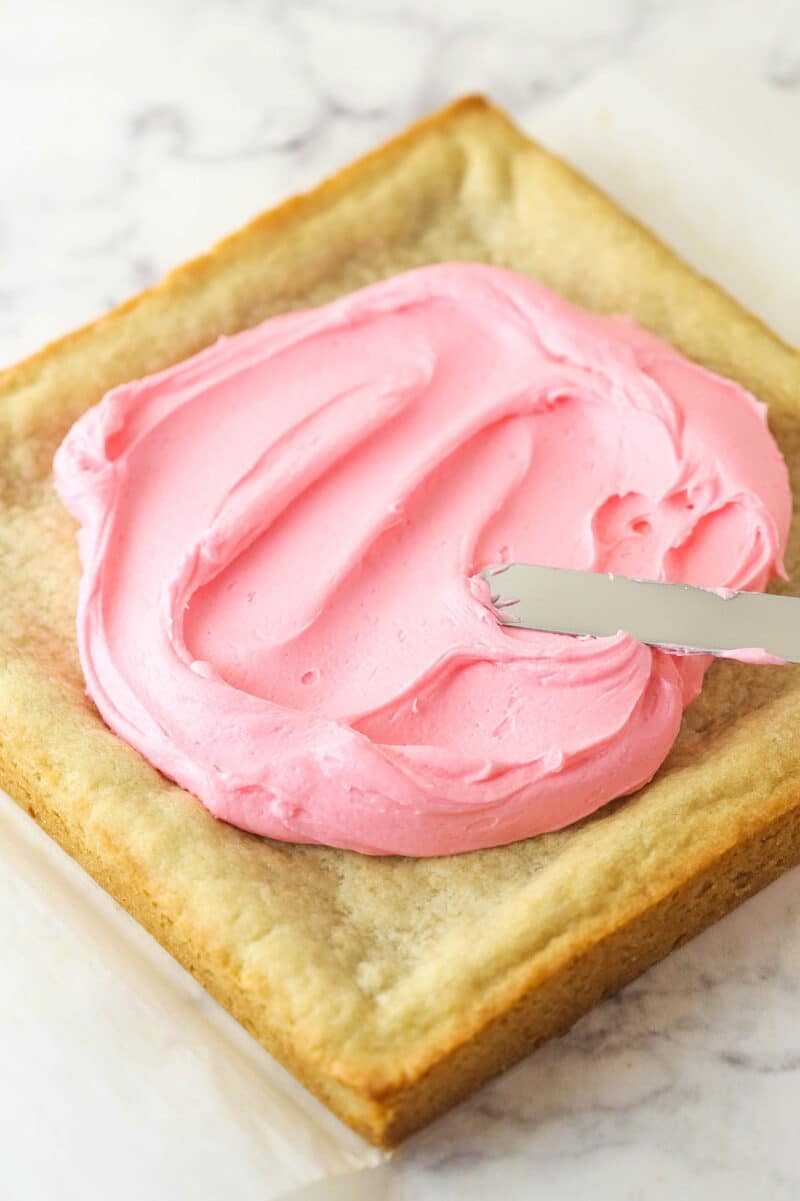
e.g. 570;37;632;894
54;264;791;856
718;648;786;665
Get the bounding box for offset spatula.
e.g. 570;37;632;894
481;564;800;663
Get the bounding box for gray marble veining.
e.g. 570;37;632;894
2;2;799;1198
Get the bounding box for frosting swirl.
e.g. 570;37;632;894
54;264;791;855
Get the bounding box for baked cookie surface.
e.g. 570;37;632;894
2;97;800;1145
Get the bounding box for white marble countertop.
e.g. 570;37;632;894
3;2;800;1198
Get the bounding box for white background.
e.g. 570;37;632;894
3;2;800;1197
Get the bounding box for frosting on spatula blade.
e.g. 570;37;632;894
54;263;791;855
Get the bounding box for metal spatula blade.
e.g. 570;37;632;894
481;564;800;663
